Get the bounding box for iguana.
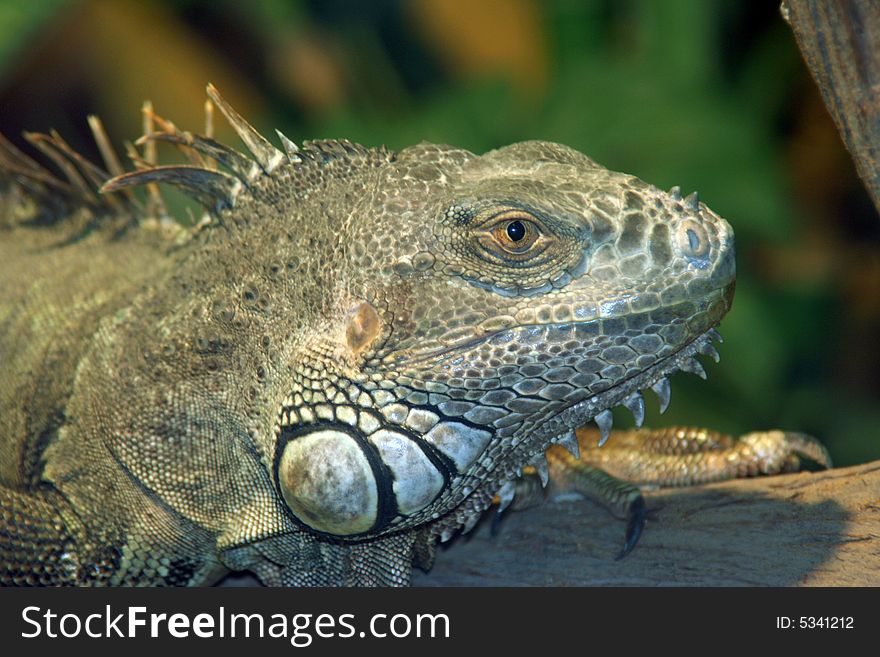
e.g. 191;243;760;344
0;86;830;586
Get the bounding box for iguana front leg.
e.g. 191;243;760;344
508;427;832;558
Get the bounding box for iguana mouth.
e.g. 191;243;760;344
530;324;725;452
421;277;735;539
529;281;735;447
432;323;727;542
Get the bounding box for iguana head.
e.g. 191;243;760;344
271;139;734;540
101;87;734;583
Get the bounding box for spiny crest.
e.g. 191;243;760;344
205;83;287;174
103;85;394;216
101;84;289;213
298;139;384;164
1;84;392;229
0;118;141;221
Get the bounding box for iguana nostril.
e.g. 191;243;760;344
677;219;710;261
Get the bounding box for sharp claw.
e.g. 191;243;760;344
741;430;834;472
615;495;646;560
784;432;833;469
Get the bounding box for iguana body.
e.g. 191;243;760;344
0;87;829;586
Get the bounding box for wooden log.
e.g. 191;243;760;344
413;460;880;586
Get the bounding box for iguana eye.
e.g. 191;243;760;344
486;211;544;256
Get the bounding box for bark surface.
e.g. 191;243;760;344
414;460;880;586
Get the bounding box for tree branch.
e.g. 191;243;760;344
413;460;880;586
783;0;880;214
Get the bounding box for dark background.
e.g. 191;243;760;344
1;0;877;466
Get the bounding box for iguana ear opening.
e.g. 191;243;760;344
345;301;381;356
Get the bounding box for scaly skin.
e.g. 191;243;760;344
0;86;827;585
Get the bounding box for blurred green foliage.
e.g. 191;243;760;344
0;0;877;465
0;0;66;69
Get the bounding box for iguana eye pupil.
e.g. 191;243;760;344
482;214;544;258
506;220;526;242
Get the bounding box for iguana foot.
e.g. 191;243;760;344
503;426;832;558
498;458;647;558
562;426;832;486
